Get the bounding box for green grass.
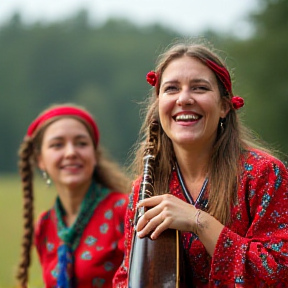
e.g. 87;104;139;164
0;174;56;288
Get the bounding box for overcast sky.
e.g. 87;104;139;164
0;0;260;37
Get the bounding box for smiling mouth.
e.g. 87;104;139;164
174;114;201;122
62;164;82;169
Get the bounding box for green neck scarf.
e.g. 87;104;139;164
55;181;110;251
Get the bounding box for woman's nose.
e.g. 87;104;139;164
176;90;194;106
64;143;77;157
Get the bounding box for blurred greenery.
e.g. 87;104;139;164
1;0;288;174
0;10;180;173
1;0;288;286
0;174;56;288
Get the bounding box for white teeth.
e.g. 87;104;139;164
64;164;79;168
176;114;199;121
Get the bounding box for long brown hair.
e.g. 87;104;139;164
129;38;273;226
17;103;131;288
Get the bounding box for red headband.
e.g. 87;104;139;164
147;59;232;93
27;106;100;146
205;59;232;93
205;60;244;109
146;58;244;110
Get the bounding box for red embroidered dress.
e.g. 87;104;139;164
113;150;288;287
35;191;129;288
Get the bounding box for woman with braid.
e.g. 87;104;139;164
17;103;131;288
113;39;288;287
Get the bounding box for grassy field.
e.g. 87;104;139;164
0;174;56;288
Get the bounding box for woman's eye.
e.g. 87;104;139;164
50;143;62;148
164;85;178;92
192;86;209;91
77;141;88;146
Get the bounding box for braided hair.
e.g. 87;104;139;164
17;136;34;288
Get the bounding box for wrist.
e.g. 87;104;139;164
194;209;207;235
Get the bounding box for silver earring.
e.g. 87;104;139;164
42;171;51;186
219;118;225;133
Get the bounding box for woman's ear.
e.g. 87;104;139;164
220;98;231;118
37;154;45;171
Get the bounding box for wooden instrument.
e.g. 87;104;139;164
128;121;186;288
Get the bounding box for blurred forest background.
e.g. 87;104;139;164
0;0;287;287
1;0;288;174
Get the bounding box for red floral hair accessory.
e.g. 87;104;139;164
231;96;244;110
146;71;158;86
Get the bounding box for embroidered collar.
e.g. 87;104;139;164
175;162;208;207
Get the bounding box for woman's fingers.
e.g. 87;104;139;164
136;204;163;231
150;218;172;239
137;195;164;208
136;194;173;231
136;194;197;237
137;213;170;239
136;195;175;236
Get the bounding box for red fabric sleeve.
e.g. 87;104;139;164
113;179;141;288
112;192;130;254
210;154;288;287
34;210;52;266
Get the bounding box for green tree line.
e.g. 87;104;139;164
0;0;287;173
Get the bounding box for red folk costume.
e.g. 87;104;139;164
113;150;288;288
35;188;128;288
25;106;129;288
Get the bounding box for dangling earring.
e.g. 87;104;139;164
42;171;51;186
219;118;225;133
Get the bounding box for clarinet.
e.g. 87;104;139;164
128;121;186;288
